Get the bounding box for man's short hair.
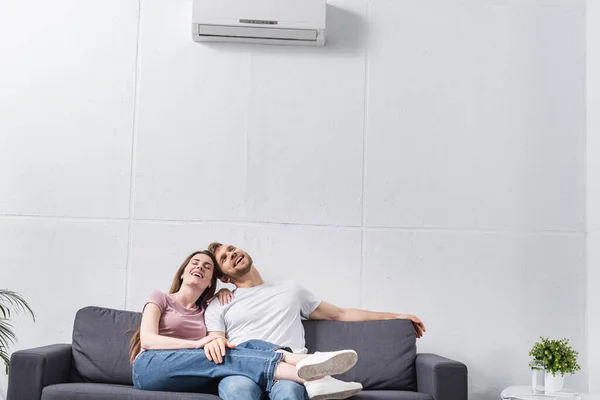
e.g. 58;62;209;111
208;242;223;261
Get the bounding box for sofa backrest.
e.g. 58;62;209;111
304;319;416;390
72;306;416;390
72;306;141;385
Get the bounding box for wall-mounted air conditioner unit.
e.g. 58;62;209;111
192;0;326;46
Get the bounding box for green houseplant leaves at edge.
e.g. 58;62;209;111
0;289;35;374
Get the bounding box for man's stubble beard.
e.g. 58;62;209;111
232;255;253;277
235;264;252;276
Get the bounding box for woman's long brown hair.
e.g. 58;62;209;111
129;250;220;364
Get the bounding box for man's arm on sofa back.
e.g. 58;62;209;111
7;344;72;400
416;353;468;400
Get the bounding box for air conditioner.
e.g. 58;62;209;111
192;0;326;46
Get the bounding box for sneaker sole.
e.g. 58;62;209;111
309;387;362;400
298;351;358;380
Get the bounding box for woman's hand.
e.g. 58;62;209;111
398;314;426;338
204;337;236;364
194;334;221;349
208;288;234;305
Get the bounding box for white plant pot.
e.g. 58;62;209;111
545;372;565;394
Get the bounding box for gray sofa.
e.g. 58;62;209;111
7;306;468;400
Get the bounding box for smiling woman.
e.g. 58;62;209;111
128;250;220;362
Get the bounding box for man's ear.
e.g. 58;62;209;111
220;276;231;284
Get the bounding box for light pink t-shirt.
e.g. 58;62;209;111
143;290;207;344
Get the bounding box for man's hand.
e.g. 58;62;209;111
398;314;426;338
204;336;236;364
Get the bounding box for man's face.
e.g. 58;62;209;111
215;244;253;278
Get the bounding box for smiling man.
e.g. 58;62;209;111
205;242;426;400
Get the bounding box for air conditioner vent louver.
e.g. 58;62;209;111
198;25;318;42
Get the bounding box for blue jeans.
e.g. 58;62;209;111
132;340;283;393
218;340;308;400
219;376;308;400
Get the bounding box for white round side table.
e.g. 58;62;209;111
501;386;600;400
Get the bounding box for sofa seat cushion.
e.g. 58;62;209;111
353;390;434;400
41;383;221;400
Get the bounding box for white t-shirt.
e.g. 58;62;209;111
204;281;321;353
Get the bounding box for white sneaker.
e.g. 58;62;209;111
296;350;358;380
304;376;363;400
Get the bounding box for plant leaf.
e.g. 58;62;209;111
0;290;35;322
0;319;16;351
0;347;10;374
0;289;35;375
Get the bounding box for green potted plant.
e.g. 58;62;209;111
0;289;35;374
529;337;581;393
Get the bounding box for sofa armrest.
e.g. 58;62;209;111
7;344;73;400
416;353;468;400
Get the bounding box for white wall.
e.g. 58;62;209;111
587;0;600;392
0;0;587;399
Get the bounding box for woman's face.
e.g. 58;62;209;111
181;253;215;289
